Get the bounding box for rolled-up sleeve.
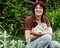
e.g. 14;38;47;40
24;17;32;30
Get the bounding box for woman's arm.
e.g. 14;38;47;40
25;30;31;40
30;34;40;40
25;30;42;41
30;27;53;36
30;28;43;36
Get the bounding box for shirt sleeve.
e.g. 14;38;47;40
24;17;32;30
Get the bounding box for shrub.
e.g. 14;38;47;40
0;0;32;36
46;9;60;32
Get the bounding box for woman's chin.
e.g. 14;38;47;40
35;13;42;17
35;14;42;17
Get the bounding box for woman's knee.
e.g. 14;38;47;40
42;34;52;41
49;41;60;48
36;34;52;48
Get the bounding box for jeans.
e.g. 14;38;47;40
26;34;60;48
26;34;52;48
49;41;60;48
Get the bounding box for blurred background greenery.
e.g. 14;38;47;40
0;0;60;42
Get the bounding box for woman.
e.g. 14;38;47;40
24;1;52;48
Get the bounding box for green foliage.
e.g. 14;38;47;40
0;0;32;36
47;0;60;11
46;9;60;31
52;29;60;42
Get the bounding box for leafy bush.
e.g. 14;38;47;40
0;0;60;37
52;29;60;42
47;0;60;11
46;9;60;31
0;0;32;36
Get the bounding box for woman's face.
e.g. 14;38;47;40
35;4;43;16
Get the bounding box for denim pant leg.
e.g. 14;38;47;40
49;41;60;48
30;34;52;48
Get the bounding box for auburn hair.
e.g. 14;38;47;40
32;1;46;22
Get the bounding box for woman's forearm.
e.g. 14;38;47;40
30;29;43;36
30;34;39;40
25;30;31;40
25;30;41;41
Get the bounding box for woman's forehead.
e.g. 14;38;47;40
35;4;41;7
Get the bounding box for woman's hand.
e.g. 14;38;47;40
30;28;43;36
30;34;39;41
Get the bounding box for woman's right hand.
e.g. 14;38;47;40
30;34;39;41
30;28;43;36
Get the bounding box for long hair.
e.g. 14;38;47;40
32;1;46;22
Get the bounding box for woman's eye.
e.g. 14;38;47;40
35;7;38;9
39;7;42;9
35;7;43;9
